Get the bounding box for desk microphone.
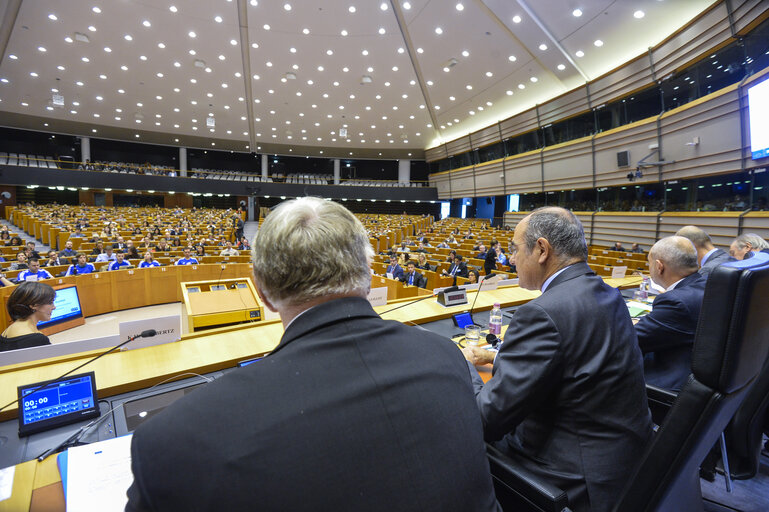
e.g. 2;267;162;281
486;333;502;349
378;291;437;316
0;330;157;415
467;275;488;325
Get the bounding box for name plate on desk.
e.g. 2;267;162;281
437;288;468;307
366;286;388;307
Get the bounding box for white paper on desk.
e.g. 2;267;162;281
0;465;15;502
66;434;134;512
611;266;628;279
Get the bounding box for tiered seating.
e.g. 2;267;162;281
0;153;57;169
285;173;331;184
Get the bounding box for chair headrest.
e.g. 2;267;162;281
692;252;769;393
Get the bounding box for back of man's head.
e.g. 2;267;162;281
734;233;769;251
650;236;699;275
252;197;373;309
523;207;588;262
675;225;713;250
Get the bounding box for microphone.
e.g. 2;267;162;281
486;333;502;349
0;329;158;415
378;291;437;316
467;275;487;325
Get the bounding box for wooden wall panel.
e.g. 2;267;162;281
429;172;452;199
504;151;542;194
592;213;660;249
446;136;472;157
444;166;476;197
742;213;769;241
594;119;659;188
733;0;769;34
538;87;590;127
474;160;505;197
652;3;731;79
659;212;741;248
471;125;501;149
590;56;653;109
425;145;447;163
498;109;539;141
575;213;594;243
660;87;742;181
542;137;593;191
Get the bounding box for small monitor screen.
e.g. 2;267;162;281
18;372;100;437
238;357;263;367
749;78;769;160
452;312;474;329
37;285;83;328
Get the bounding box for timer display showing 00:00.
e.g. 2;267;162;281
24;396;49;408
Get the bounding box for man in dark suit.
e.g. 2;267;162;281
400;260;427;288
462;207;652;512
676;225;730;277
126;197;499;512
386;254;404;280
729;232;769;260
636;236;708;391
442;254;468;282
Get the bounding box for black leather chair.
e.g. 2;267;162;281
613;253;769;511
486;254;769;512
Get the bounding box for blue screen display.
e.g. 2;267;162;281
37;286;83;328
20;375;95;426
453;312;474;329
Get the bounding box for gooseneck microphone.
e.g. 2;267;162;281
467;276;487;325
378;292;437;316
0;330;158;415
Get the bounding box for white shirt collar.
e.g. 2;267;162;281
666;278;685;291
541;265;573;293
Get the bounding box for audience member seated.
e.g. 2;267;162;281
155;238;173;253
386;254;404;280
113;236;127;251
194;245;206;258
17;258;53;282
91;241;105;256
631;243;643;253
415;253;430;271
65;254;96;276
8;252;28;271
8;235;23;246
108;252;131;271
467;269;480;284
729;233;769;259
634;236;707;391
125;197;499;512
443;254;469;282
237;237;250;250
219;241;239;257
174;247;199;266
126;242;140;259
25;242;40;260
43;250;63;267
139;252;160;268
69;227;85;238
476;244;487;259
676;225;731;277
495;246;507;265
461;207;652;512
0;281;55;352
60;240;77;261
399;261;427;288
613;241;625;251
95;246;116;263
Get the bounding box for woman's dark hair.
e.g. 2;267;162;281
7;281;56;321
468;269;480;283
9;236;22;246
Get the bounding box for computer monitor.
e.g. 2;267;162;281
17;372;100;437
37;284;84;329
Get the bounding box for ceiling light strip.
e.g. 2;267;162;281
514;0;589;82
237;0;257;151
388;0;441;140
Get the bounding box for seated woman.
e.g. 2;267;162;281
467;269;480;284
9;251;28;271
139;252;160;268
194;245;206;258
416;252;431;271
0;281;56;352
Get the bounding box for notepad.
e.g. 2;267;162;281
65;434;134;512
626;300;653;318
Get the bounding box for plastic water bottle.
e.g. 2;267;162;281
489;303;503;336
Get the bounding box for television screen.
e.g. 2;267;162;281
37;285;83;328
749;78;769;160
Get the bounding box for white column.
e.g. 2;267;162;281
261;154;268;180
398;159;411;185
247;196;255;221
80;137;91;163
179;147;187;177
333;159;340;185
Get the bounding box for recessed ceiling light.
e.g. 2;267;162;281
283;3;291;11
8;54;17;59
634;10;645;19
157;72;164;77
302;28;309;34
557;64;566;70
485;71;493;77
188;31;196;38
174;61;181;67
506;90;513;95
326;49;333;55
158;42;165;48
214;15;223;22
124;34;132;41
48;14;57;21
104;47;111;52
266;61;272;67
380;2;388;10
142;20;151;27
38;46;46;52
29;72;38;77
575;50;584;57
92;7;101;13
417;47;423;53
594;39;603;47
572;8;582;17
263;24;270;30
435;27;443;34
456;3;464;11
403;2;411;9
466;84;472;90
341;29;348;36
219;54;226;59
189;49;196;55
378;27;385;35
362;49;368;56
348;5;356;13
508;55;517;62
57;65;65;70
139;55;147;61
99;74;106;79
530;76;538;82
82;56;90;62
169;5;177;13
512;15;521;23
539;43;547;51
88;26;96;32
250;0;257;6
121;65;128;70
230;39;237;45
343;66;349;72
518;83;525;89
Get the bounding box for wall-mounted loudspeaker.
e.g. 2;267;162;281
617;150;630;168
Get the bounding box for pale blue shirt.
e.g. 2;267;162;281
700;248;718;267
541;265;574;293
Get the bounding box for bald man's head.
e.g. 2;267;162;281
648;236;699;287
675;225;714;251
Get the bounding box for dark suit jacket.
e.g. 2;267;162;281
127;297;500;512
634;271;706;391
484;251;497;275
698;248;730;277
386;263;404;280
447;261;468;278
400;270;427;288
470;263;652;512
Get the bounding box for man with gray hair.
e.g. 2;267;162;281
676;225;731;277
126;197;500;512
635;236;707;391
461;206;651;512
729;232;769;260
